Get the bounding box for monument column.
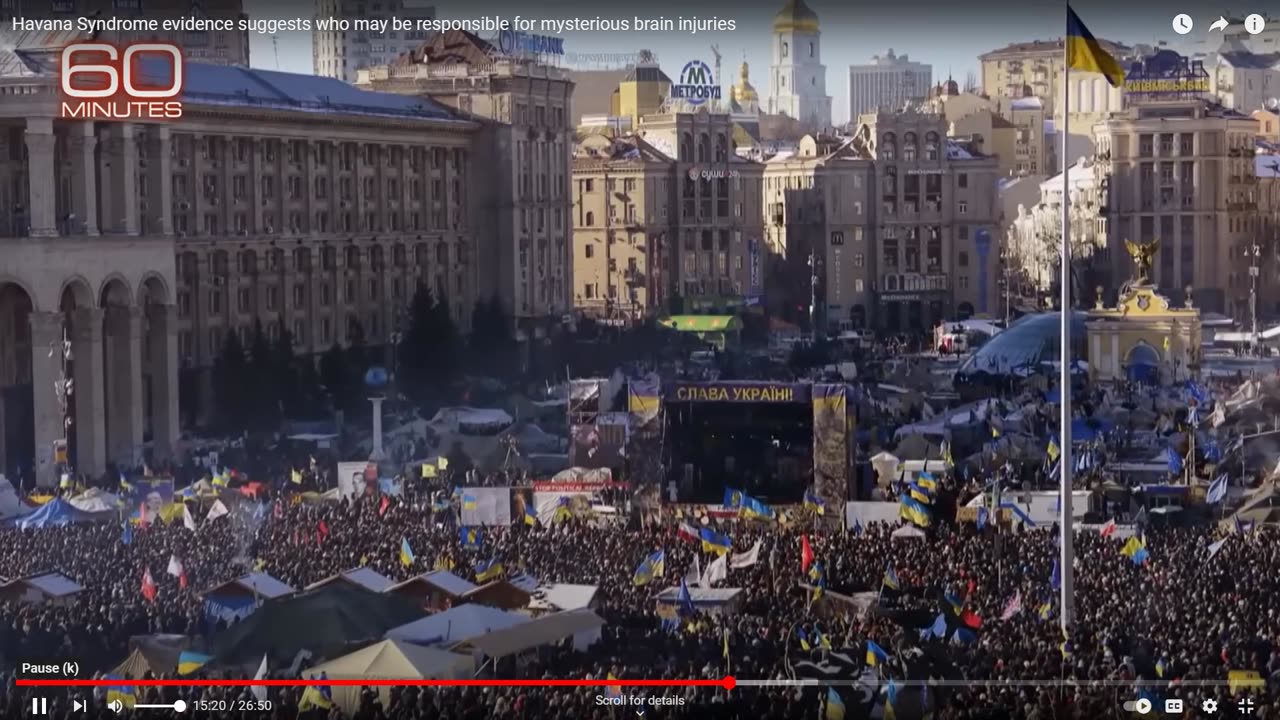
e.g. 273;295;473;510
71;308;107;477
147;304;181;460
29;312;64;487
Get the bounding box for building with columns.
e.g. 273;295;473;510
357;30;574;336
0;30;477;486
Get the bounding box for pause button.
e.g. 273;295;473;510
31;697;49;714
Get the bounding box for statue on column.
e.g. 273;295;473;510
1124;239;1159;286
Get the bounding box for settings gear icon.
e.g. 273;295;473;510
1202;699;1219;713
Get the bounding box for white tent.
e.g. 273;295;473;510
891;525;926;540
68;488;121;513
385;604;530;645
870;452;901;485
303;639;473;713
0;476;29;520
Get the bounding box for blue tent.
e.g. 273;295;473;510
16;498;94;530
1070;418;1113;443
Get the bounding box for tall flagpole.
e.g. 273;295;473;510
1059;34;1075;632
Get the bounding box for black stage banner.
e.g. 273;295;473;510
667;381;811;403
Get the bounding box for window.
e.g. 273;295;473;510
958;202;968;215
585;245;594;259
958;251;969;267
958;173;968;189
237;288;250;313
782;42;789;58
831;232;845;246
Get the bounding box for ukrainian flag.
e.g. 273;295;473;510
915;473;938;491
460;526;482;549
1067;6;1125;87
883;565;901;591
1046;438;1061;462
907;482;933;505
299;675;333;711
104;676;136;709
825;688;846;720
1038;602;1053;620
803;489;826;516
865;640;889;666
176;651;212;675
399;537;415;567
462;493;478;511
474;558;504;583
738;493;774;521
523;504;537;526
552;496;573;524
698;528;732;555
632;550;664;586
899;496;932;527
796;627;812;651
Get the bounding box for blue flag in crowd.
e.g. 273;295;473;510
1050;558;1060;590
1165;447;1183;475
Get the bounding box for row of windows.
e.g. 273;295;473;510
177;242;460;281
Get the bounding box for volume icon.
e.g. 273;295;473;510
108;698;124;713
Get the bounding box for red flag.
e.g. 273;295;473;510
379;496;390;517
960;609;983;629
1100;519;1116;538
966;579;976;597
801;535;814;572
179;571;187;589
140;569;157;602
138;501;148;529
317;520;330;538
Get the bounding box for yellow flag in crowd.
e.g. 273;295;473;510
421;463;437;479
290;469;303;484
437;456;449;470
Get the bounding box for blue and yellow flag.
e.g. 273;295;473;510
907;481;933;505
883;565;901;591
796;627;812;651
462;493;478;511
803;489;826;516
104;676;136;709
915;473;938;491
698;528;732;555
299;674;333;711
176;651;211;675
1046;438;1061;462
632;550;665;586
1067;6;1125;87
459;526;482;550
725;488;774;520
523;504;537;526
399;537;415;567
865;640;889;666
474;557;504;583
825;688;846;720
899;496;932;527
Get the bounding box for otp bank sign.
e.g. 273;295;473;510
59;42;184;120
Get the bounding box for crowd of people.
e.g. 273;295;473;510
0;473;1275;719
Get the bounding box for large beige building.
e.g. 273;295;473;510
2;0;250;66
358;30;573;332
1094;99;1259;315
979;38;1130;116
762;136;876;331
852;109;1001;332
0;30;477;486
312;0;436;82
569;112;765;319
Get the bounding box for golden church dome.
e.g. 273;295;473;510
732;61;759;104
773;0;820;33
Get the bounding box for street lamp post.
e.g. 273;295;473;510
1250;243;1260;350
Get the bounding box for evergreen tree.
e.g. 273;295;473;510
271;329;303;419
319;342;352;414
470;295;513;378
211;330;248;431
247;319;279;430
398;283;436;394
428;293;460;379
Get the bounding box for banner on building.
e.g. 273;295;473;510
459;486;513;526
667;381;811;403
812;384;849;524
627;373;664;493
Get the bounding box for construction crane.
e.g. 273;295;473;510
710;44;722;93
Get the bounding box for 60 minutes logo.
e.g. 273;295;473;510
59;42;184;120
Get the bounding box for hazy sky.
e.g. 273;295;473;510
243;0;1244;124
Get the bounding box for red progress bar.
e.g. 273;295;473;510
18;677;737;690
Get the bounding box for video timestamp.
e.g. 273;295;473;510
189;700;273;712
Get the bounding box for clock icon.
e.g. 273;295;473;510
1173;14;1194;35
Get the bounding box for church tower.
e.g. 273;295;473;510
767;0;832;129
